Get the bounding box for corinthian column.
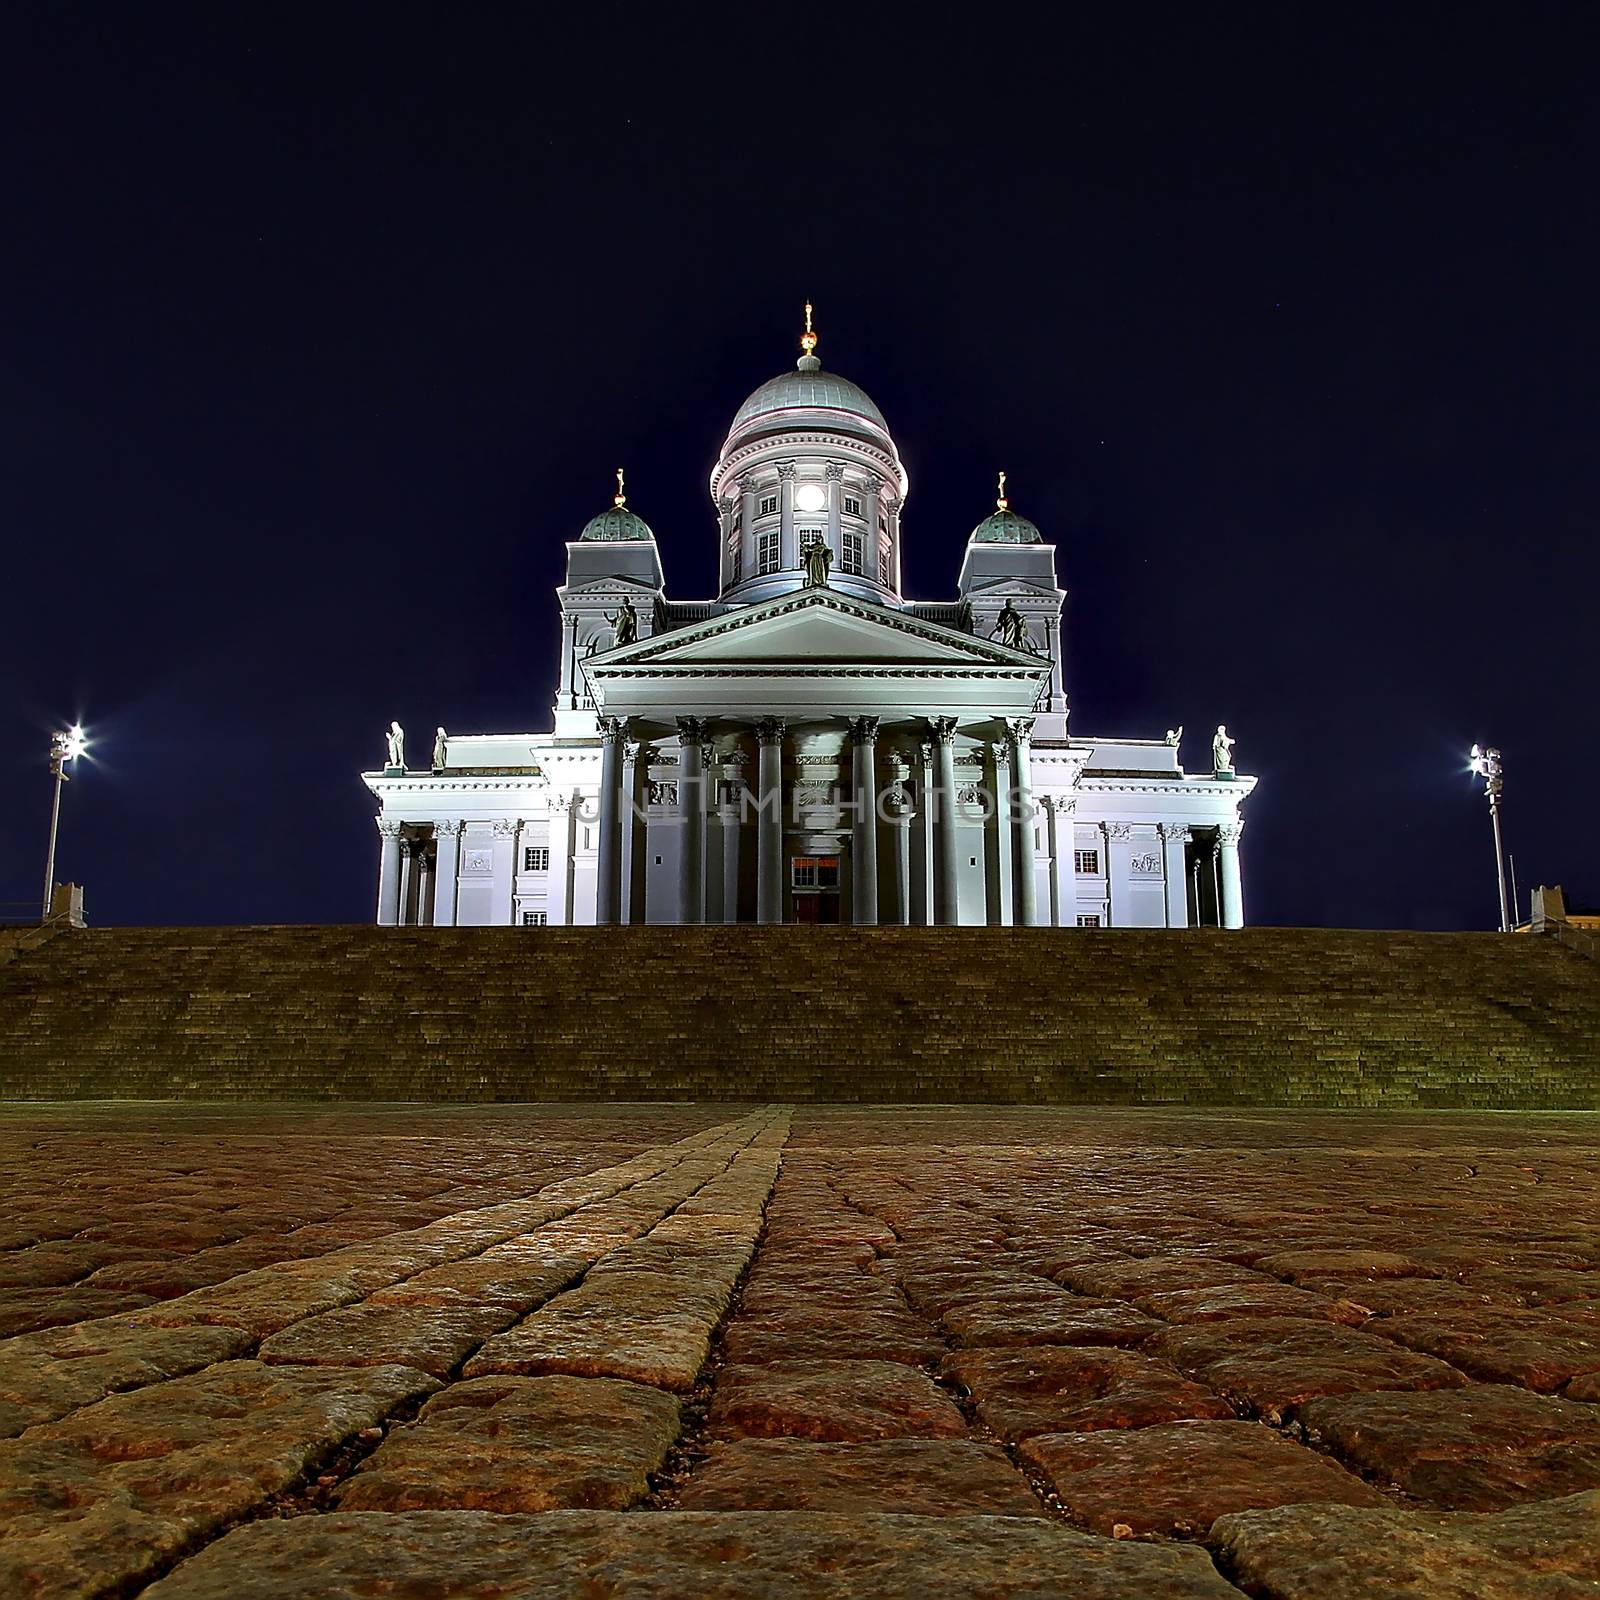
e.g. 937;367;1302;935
596;717;627;925
375;818;402;926
1005;718;1038;927
848;716;880;924
930;717;961;926
778;461;797;571
1217;821;1245;929
826;462;844;563
431;819;461;927
1160;823;1190;928
675;717;709;924
755;718;786;924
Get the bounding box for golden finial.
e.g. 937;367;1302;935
614;467;626;507
800;300;818;357
996;471;1008;511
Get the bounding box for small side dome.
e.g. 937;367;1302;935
579;505;654;542
971;472;1043;543
579;468;654;541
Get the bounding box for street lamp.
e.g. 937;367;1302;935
42;724;87;922
1468;743;1510;933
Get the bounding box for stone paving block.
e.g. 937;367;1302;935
1374;1306;1600;1392
942;1345;1235;1440
709;1360;969;1441
1021;1418;1388;1536
1210;1488;1600;1597
1057;1256;1266;1299
258;1300;516;1377
1138;1281;1367;1324
1258;1249;1436;1283
0;1321;251;1437
365;1256;585;1310
1297;1384;1600;1510
941;1295;1161;1348
721;1314;946;1367
675;1438;1043;1516
1148;1317;1468;1421
141;1509;1243;1598
0;1360;436;1598
339;1374;681;1511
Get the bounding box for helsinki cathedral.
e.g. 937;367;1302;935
365;310;1255;929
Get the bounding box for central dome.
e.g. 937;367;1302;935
731;369;888;432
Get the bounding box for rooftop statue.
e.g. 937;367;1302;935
432;727;447;772
608;596;639;647
1213;724;1235;774
804;538;833;588
993;600;1033;653
1165;725;1183;747
385;721;405;770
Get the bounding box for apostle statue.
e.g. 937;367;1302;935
607;596;638;647
1213;724;1235;775
804;538;833;588
385;721;405;770
432;727;448;772
1165;725;1184;747
993;600;1033;653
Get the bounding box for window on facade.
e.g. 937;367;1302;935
1076;913;1103;928
757;529;780;574
878;545;891;586
523;846;550;873
522;911;548;926
879;514;889;534
730;539;742;584
759;494;778;517
731;513;742;535
842;529;864;575
791;856;839;889
1074;849;1101;875
843;495;861;518
799;527;822;553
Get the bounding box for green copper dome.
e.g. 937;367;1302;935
971;507;1043;544
579;504;655;542
732;368;888;431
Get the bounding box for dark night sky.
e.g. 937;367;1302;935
3;4;1595;930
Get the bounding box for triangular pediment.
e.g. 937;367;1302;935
591;590;1034;671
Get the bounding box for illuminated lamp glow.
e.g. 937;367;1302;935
794;482;827;513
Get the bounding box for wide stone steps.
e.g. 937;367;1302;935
0;926;1593;1107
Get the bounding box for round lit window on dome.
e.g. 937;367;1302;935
794;482;827;513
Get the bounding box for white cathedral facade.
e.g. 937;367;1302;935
365;315;1255;930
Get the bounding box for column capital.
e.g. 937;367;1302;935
492;818;518;838
598;715;629;744
1103;821;1133;841
863;471;884;493
847;716;880;746
432;818;462;838
825;461;845;482
776;460;797;481
549;792;573;813
676;716;712;742
754;717;787;746
1003;716;1036;749
1217;820;1244;846
929;716;960;745
1160;822;1192;843
376;817;403;839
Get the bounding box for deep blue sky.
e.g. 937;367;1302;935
3;4;1594;929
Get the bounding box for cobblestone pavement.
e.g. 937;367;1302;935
1;1103;1597;1597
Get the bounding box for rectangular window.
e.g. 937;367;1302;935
730;539;742;583
799;527;822;552
758;529;780;574
1076;913;1102;928
522;846;550;873
1074;849;1101;875
759;494;779;517
791;856;840;889
879;514;888;534
878;545;891;586
731;513;742;535
843;495;861;518
842;530;864;575
521;911;548;926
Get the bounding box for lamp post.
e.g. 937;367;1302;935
1468;743;1510;933
42;725;87;923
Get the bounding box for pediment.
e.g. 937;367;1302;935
559;576;661;601
963;576;1062;601
592;591;1033;672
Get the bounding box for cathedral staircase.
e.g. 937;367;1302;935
0;926;1594;1108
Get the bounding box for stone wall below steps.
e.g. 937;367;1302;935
0;926;1594;1109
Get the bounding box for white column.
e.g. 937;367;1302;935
1006;718;1038;927
1218;821;1245;928
376;819;402;926
986;741;1011;925
909;742;932;925
863;473;883;583
931;717;961;926
723;752;746;923
1161;823;1191;928
886;494;903;591
675;717;708;924
885;770;911;924
491;819;517;926
625;739;652;924
848;717;879;924
549;794;574;925
1103;821;1132;927
416;849;434;926
431;820;460;926
755;718;785;924
397;837;415;926
778;461;797;572
558;612;579;711
826;462;843;565
596;717;626;925
739;475;756;582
